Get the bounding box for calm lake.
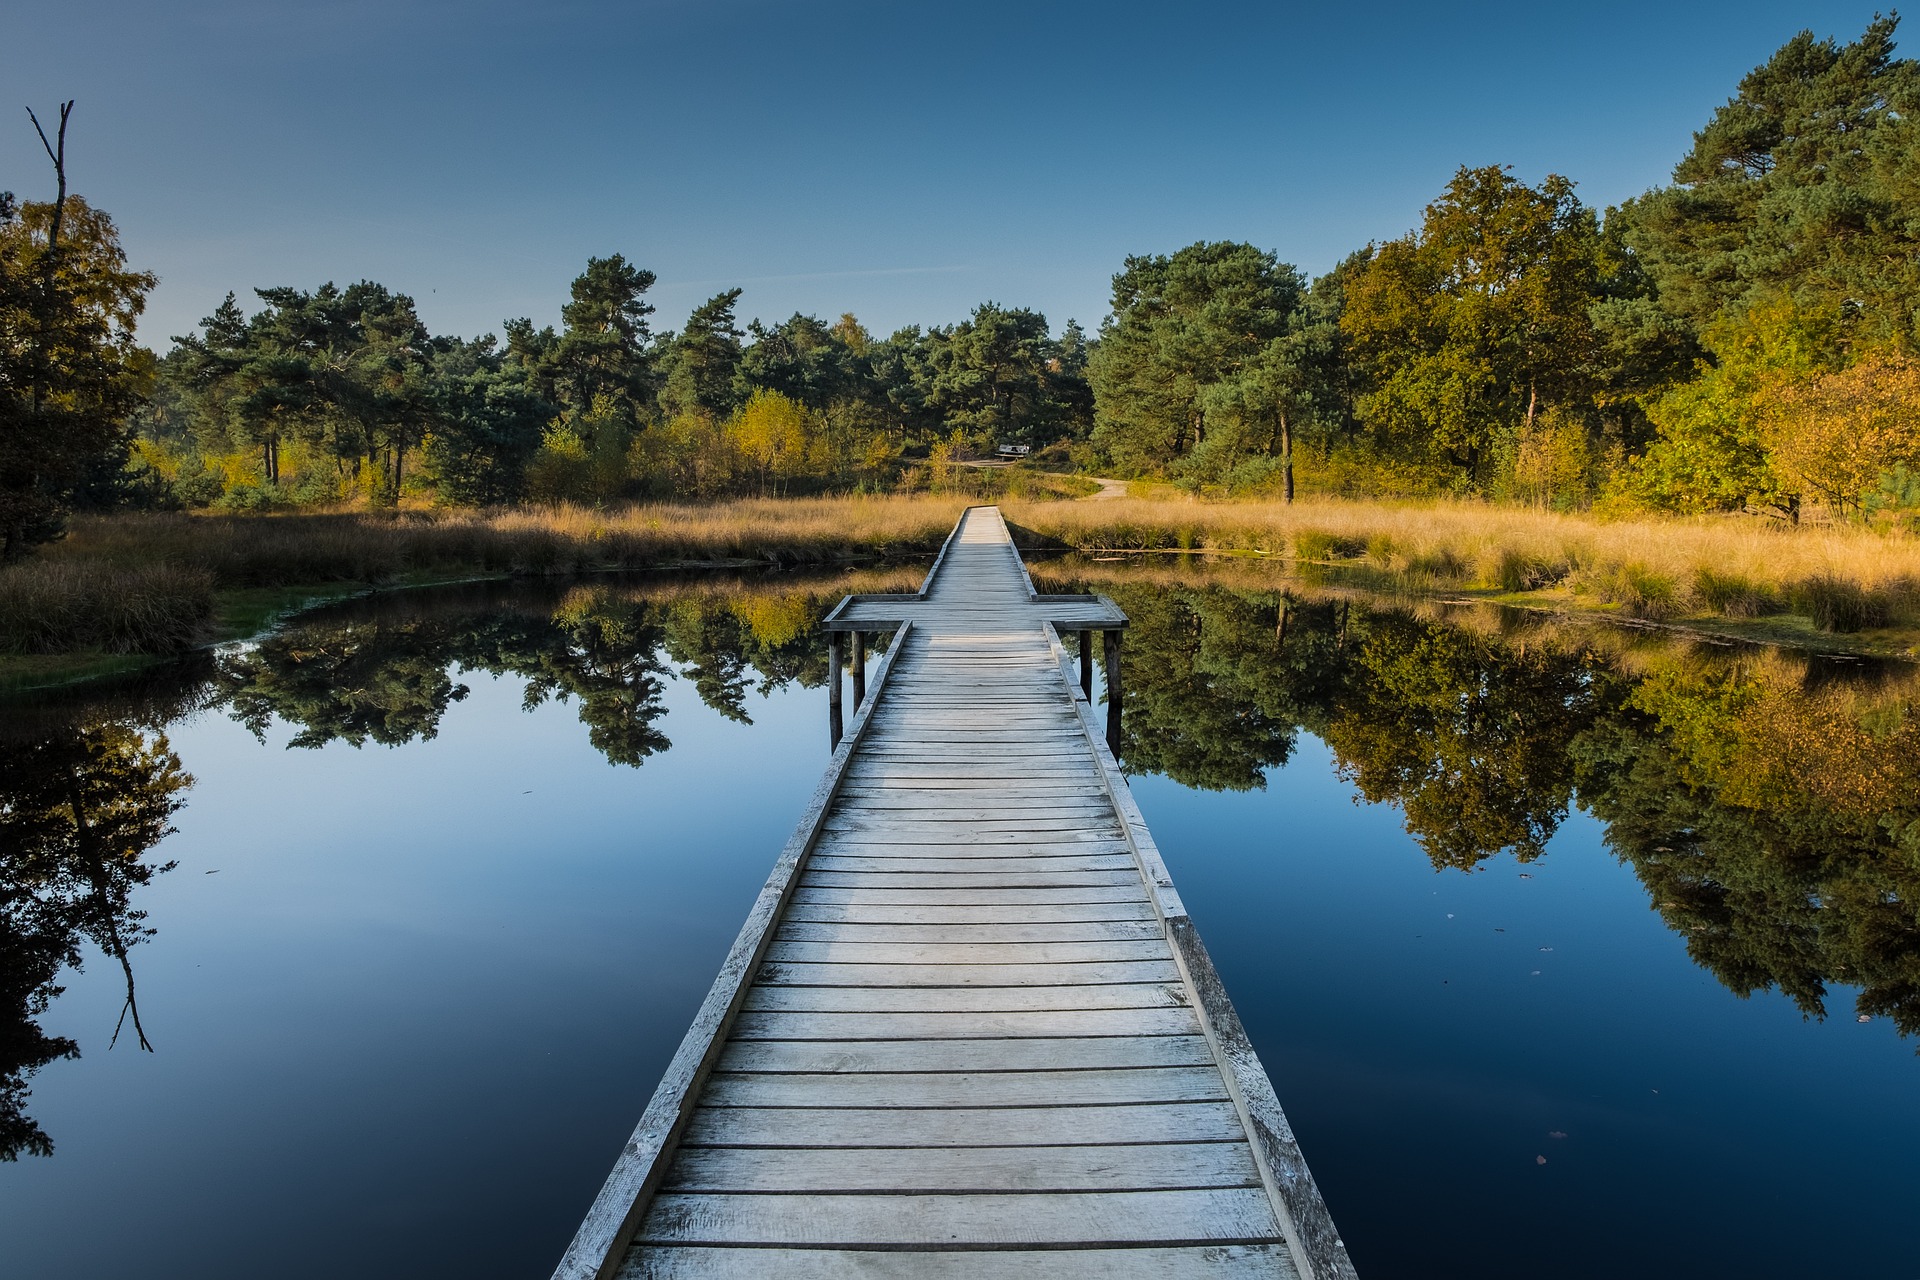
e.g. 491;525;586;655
3;564;1916;1278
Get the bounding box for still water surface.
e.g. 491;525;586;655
2;568;1915;1277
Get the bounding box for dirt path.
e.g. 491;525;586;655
1085;476;1129;500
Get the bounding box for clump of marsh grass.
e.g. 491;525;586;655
0;561;214;653
1403;547;1471;585
1793;574;1893;633
1293;529;1367;561
1584;562;1682;619
1691;568;1779;619
1483;547;1573;593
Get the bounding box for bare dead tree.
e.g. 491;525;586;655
24;100;74;420
25;100;71;260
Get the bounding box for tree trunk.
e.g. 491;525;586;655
1280;414;1294;504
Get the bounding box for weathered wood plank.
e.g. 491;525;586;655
740;982;1190;1014
701;1066;1227;1109
758;960;1181;987
798;869;1143;890
680;1100;1249;1149
618;1243;1298;1280
788;886;1149;907
775;919;1164;943
717;1033;1213;1073
811;838;1137;855
762;939;1172;966
662;1142;1262;1193
635;1188;1284;1248
806;855;1136;875
732;1006;1202;1041
779;901;1159;926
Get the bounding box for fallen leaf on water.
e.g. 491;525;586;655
1539;946;1553;952
1494;927;1505;932
1518;873;1533;879
1535;1155;1547;1165
1446;913;1455;919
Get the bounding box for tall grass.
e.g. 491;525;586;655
9;492;1920;658
3;498;968;654
1006;497;1920;632
0;561;213;654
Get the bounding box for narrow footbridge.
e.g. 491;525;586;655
556;507;1353;1280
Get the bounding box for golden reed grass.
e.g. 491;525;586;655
1007;496;1920;628
7;492;1919;654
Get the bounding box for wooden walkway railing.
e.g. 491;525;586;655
554;507;1354;1280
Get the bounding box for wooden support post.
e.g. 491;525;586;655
828;632;844;748
1103;629;1122;756
1079;630;1093;701
851;631;866;709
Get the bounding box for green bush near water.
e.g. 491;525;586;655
1691;568;1779;618
1793;575;1895;633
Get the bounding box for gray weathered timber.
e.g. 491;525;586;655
555;506;1352;1280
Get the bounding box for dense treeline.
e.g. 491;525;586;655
4;18;1918;552
135;274;1090;512
1090;17;1920;516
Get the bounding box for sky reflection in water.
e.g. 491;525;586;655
1;568;1915;1278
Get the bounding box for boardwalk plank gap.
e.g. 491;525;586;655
555;507;1353;1280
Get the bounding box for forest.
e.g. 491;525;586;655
3;16;1918;556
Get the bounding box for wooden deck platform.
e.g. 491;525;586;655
556;507;1353;1280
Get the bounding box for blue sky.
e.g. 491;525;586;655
0;1;1894;346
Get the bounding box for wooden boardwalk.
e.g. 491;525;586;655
557;508;1353;1280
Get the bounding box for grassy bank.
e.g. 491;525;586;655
0;498;968;684
1006;498;1920;654
5;494;1918;687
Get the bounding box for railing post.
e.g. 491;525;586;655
828;631;844;748
851;631;866;709
1103;629;1122;756
1079;630;1093;701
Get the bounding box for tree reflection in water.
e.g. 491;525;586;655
0;723;190;1159
0;576;861;1160
1077;573;1920;1042
5;566;1918;1160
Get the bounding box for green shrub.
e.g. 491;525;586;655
1405;547;1470;584
1794;574;1891;632
1487;548;1572;593
1692;568;1779;618
215;482;287;513
1591;562;1680;619
1295;529;1366;561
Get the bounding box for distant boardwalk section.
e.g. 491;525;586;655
555;507;1354;1280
